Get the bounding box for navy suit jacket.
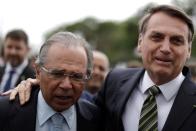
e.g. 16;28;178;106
0;86;103;131
0;64;35;90
95;67;196;131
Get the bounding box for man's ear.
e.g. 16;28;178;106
137;34;143;53
34;65;41;80
187;43;192;60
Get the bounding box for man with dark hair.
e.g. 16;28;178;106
0;29;35;92
96;5;196;131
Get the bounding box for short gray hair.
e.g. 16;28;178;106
35;32;93;76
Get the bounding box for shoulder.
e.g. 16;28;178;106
0;95;11;111
107;67;143;79
21;64;35;78
0;66;5;74
77;98;101;119
0;96;13;126
76;99;104;130
23;64;35;73
104;67;144;86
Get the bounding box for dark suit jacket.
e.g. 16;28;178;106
95;66;196;131
0;86;103;131
0;64;35;89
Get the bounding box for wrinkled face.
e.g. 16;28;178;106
138;12;191;85
4;38;29;67
36;43;88;112
86;52;109;94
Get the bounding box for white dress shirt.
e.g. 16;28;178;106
0;59;28;92
122;71;185;131
36;91;77;131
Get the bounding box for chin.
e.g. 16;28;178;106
54;105;72;112
151;67;172;76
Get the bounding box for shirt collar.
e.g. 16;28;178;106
5;59;28;75
37;91;75;129
140;71;185;101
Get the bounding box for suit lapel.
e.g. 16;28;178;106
163;77;196;131
111;69;144;131
15;66;29;86
114;69;144;116
0;66;5;83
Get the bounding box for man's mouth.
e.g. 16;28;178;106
56;95;72;100
155;57;172;65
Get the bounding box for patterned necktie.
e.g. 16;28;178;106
3;69;15;92
139;85;161;131
51;113;65;131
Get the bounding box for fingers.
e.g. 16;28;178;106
24;78;39;102
18;80;30;105
27;78;39;85
9;88;19;100
0;89;13;96
23;80;32;103
9;78;38;105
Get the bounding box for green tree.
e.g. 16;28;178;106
172;0;196;57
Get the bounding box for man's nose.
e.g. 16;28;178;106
160;39;171;54
59;76;72;89
9;48;17;55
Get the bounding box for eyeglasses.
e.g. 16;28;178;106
40;66;90;83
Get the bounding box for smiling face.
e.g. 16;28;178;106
36;43;87;112
137;12;191;85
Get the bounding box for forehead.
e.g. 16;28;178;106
5;38;27;47
93;52;109;68
44;43;87;72
146;12;189;38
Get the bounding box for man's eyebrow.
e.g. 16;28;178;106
150;31;163;34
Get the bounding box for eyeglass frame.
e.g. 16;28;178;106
40;66;90;83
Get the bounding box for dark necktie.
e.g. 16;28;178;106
51;113;65;131
3;69;15;92
139;85;161;131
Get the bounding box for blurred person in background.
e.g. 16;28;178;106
0;29;35;93
81;50;110;102
0;47;4;67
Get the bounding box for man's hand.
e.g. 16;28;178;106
2;78;39;105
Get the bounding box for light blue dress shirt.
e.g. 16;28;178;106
36;91;77;131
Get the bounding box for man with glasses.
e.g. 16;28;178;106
0;32;102;131
3;5;196;131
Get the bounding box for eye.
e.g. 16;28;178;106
170;36;185;45
71;73;84;81
150;32;164;42
99;66;105;72
50;70;65;78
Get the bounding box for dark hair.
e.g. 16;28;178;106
5;29;29;45
139;5;194;42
